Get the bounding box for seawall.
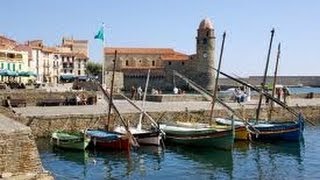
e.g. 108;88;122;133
0;112;53;179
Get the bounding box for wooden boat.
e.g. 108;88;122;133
215;118;249;140
51;131;90;150
114;69;164;146
86;129;130;151
113;126;162;146
216;114;304;141
159;122;234;150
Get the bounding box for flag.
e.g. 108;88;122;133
94;23;105;42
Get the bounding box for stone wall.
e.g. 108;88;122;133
0;114;43;176
0;90;97;106
14;104;320;139
219;76;320;87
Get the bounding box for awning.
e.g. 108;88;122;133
18;71;37;77
0;69;18;76
60;74;76;80
77;75;88;80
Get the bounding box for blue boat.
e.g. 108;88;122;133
216;113;304;141
248;114;304;141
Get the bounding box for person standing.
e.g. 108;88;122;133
283;87;288;104
137;86;143;100
130;86;136;100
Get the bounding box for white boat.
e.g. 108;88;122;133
114;69;163;146
114;126;162;146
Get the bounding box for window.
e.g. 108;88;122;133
64;69;67;73
16;54;22;59
1;63;3;69
126;60;129;66
19;64;21;70
7;63;10;70
206;31;210;37
152;61;155;66
78;70;81;75
13;64;15;71
70;70;73;73
168;61;172;65
203;38;207;44
181;62;185;65
78;63;81;68
7;53;14;58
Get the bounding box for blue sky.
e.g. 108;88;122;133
1;0;319;76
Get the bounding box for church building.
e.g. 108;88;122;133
104;18;216;91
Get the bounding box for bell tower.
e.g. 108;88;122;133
195;18;216;91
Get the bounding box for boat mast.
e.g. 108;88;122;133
256;29;275;122
268;43;281;120
211;67;315;126
209;32;226;126
106;50;117;131
137;69;151;130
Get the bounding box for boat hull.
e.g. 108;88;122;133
134;131;162;146
161;125;234;150
249;121;303;141
235;126;249;140
51;131;90;150
86;129;130;151
216;115;304;142
114;126;162;146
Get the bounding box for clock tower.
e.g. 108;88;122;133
195;18;216;91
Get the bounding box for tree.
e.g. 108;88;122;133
85;61;102;76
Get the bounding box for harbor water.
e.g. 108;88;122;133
37;125;320;180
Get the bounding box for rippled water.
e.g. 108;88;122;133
37;126;320;180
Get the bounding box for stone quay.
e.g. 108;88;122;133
1;92;320;178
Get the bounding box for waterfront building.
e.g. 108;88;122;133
0;48;29;83
27;38;89;84
0;36;31;84
104;18;216;91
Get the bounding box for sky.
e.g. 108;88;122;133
1;0;320;77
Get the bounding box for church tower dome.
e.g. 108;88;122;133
199;18;214;30
194;18;216;91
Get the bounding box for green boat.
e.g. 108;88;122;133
51;131;91;150
160;122;234;150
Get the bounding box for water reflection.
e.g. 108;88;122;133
36;136;309;179
232;140;305;179
166;145;233;179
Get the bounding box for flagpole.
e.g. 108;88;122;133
102;23;105;89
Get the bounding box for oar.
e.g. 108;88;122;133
211;67;315;126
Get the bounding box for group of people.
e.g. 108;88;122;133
76;93;88;105
276;87;290;104
233;87;251;103
233;86;290;105
173;87;185;94
130;85;163;100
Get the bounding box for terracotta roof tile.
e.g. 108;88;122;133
160;52;189;61
105;47;175;55
105;47;189;61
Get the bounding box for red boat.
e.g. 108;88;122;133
86;129;130;151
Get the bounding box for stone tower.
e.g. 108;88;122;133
195;18;216;91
